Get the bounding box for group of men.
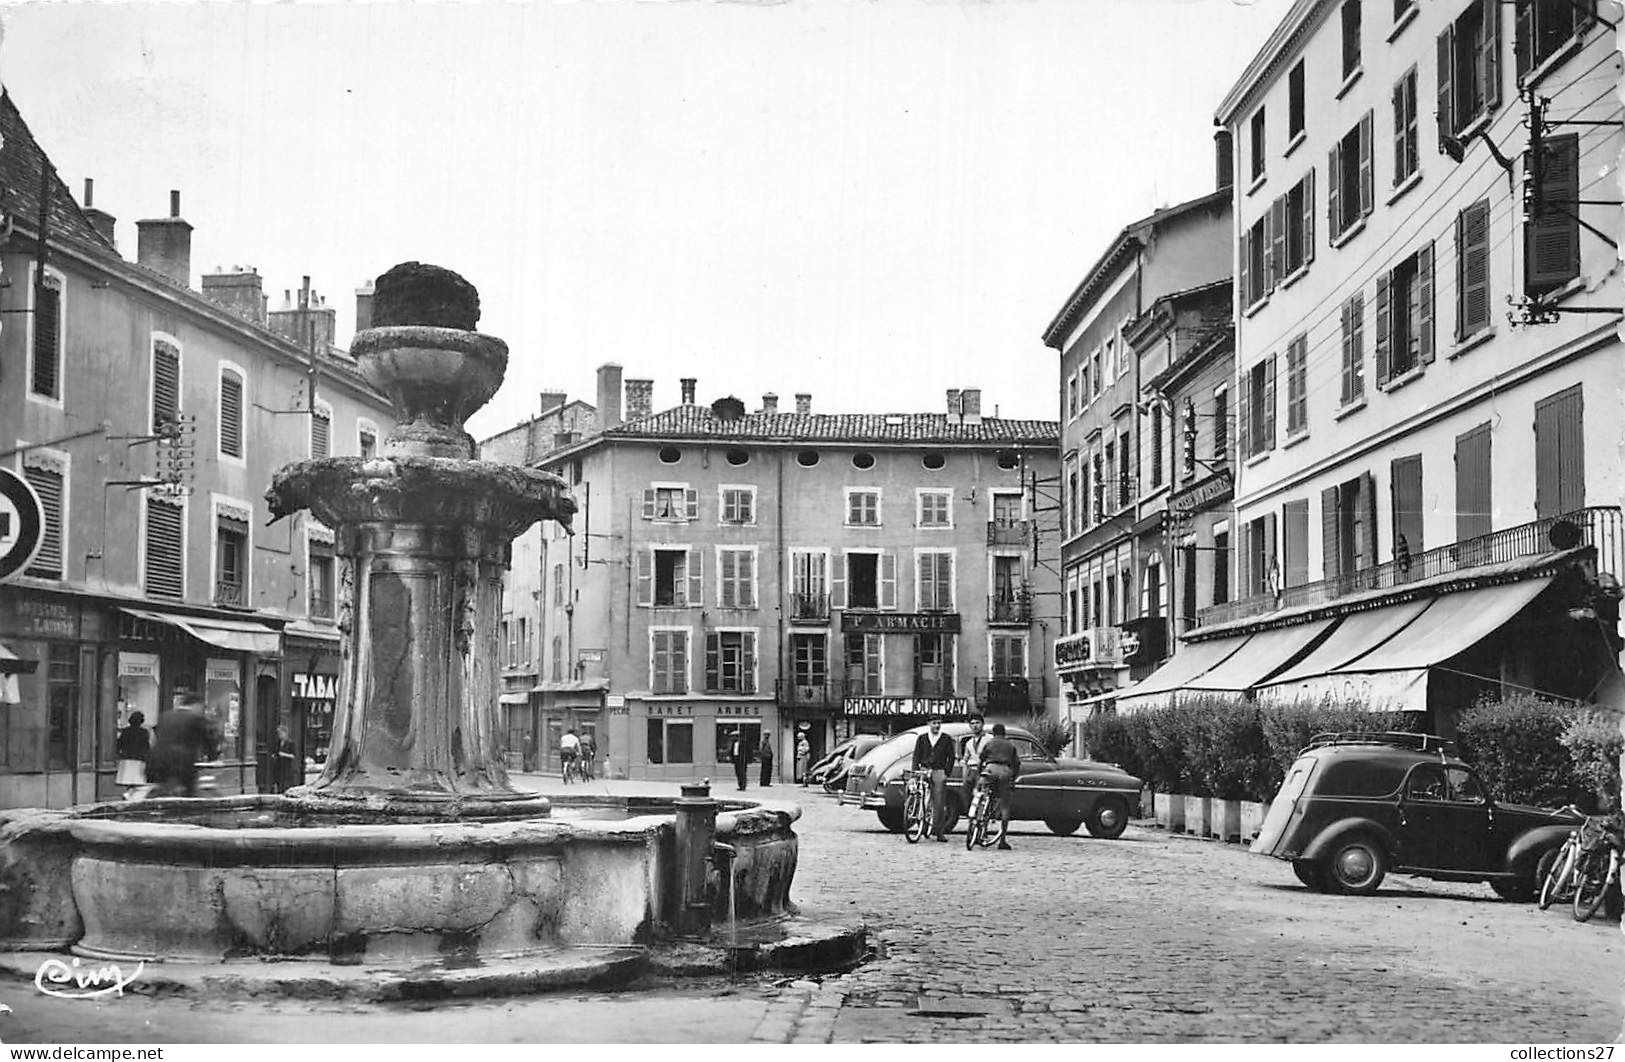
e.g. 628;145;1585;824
911;714;1018;849
559;728;596;780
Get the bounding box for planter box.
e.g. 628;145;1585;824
1182;795;1212;837
1238;801;1267;845
1154;791;1185;832
1215;799;1242;841
1140;787;1155;819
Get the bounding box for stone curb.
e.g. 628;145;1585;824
645;919;869;979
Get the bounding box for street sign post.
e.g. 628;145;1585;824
0;468;45;583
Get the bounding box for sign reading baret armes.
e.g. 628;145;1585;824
0;469;44;583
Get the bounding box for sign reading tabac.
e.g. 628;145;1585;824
841;612;960;634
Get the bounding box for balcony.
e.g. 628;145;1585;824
1196;506;1624;629
776;678;842;709
986;517;1030;547
214;578;246;609
789;592;831;624
975;677;1040;713
987;587;1033;625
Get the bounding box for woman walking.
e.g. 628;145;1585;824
115;711;150;793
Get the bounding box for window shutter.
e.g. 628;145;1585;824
1458;201;1491;339
1263;352;1277;450
1269;196;1287;288
1321;485;1341;580
1526;134;1581;294
832;552;847;609
1339;300;1354;404
687;547;704;607
721;490;736;524
642;488;656;520
1237;521;1253;599
1238;371;1253;460
311;413;331;459
1375;272;1393;385
635;549;653;606
742;633;757;693
1361;472;1379;567
1481;0;1502;113
880;551;897;610
1535;385;1586;517
1454;424;1493;543
220;372;243;458
1416;241;1435;364
1437;25;1456;142
1265;513;1279;592
705;633;719;692
1514;0;1534;77
1302;168;1315;265
1393;78;1407;185
741;550;756;608
1284;499;1310;587
144;497;185;598
719;550;735;608
1357;111;1374;218
672;632;688;693
31;283;60;399
684;488;699;521
864;635;883;691
1327;143;1342;236
936;553;952;612
1239;229;1252;306
152;342;180;433
21;467;63;579
1391;455;1425;557
1349;293;1365;399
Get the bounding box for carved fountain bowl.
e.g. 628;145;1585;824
350;326;508;438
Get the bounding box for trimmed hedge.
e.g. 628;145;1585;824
1455;694;1578;808
1561;710;1624;810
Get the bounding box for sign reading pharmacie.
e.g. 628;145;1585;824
845;696;971;718
840;612;960;634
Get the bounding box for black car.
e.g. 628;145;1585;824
1252;731;1581;898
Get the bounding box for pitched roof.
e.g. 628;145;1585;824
0;89;115;252
601;406;1058;447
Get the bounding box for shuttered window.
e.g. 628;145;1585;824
31;277;61;400
22;466;63;579
704;631;757;693
1340;292;1366;404
651;629;689;695
216;513;248;606
1282;499;1310;588
718;548;756;609
1437;0;1501;141
916;551;954;612
152;340;180;433
1534;384;1585;518
1377;242;1434;383
1327;113;1373;239
1525;133;1580;295
219;369;244;459
1456;200;1492;339
310;409;332;458
1150;405;1163;489
144;497;185;599
1454;423;1494;545
1286;334;1308;436
1393;67;1419;186
1391;455;1425;568
1516;0;1596;77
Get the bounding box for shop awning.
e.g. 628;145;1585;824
1261;599;1432;689
119;608;281;656
1183;618;1338;693
1115;634;1250;712
1331;577;1553;674
0;642;38;675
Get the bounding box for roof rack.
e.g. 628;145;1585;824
1302;731;1456;755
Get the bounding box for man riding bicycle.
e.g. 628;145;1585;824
560;728;581;783
977;723;1020;851
960;715;989;815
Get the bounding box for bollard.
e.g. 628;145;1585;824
673;780;719;936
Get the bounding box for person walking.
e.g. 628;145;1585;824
560;728;581;783
579;733;597;780
274;725;299;793
147;693;217;798
795;732;811;786
758;738;774;787
114;711;150;792
730;734;749;791
977;723;1022;851
911;716;956;842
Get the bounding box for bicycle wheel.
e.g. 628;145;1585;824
1539;842;1573;910
965;790;986;850
1573;851;1608;922
982;812;1008;848
903;791;926;844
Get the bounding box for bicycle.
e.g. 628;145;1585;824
964;770;1008;851
1537;806;1586;910
902;768;934;844
1572;814;1624;923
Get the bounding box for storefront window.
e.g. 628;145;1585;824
647;718;694;765
46;645;78;770
716;722;761;764
117;652;160;760
204;658;243;760
291;672;336;764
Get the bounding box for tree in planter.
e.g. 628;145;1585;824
1455;693;1577;808
1187;695;1272;801
1079;711;1143;779
1560;710;1623;811
1023;711;1074;759
1256;698;1418;800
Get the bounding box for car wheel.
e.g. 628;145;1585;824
1045;818;1083;837
1292;860;1325;891
1322;835;1386;895
876;806;906;833
1084;797;1129;840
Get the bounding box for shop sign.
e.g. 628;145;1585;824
118;653;159;680
716;705;761;718
1170;469;1234;515
844;696;970;717
607;694;628;716
0;469;44;584
647;704;694;717
840;612;961;634
577;649;605;663
14;597;76;639
293;673;338;700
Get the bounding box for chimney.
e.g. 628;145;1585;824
82;179;116;249
135;189;193;288
945;388;962;424
625;378;654;421
597;363;624;429
355;281;375;332
267;280;337;348
201;267;268;326
1213;127;1234;193
680;377;697;406
961;388;983;426
761;393;779;416
795;392;811;415
538;390;567;416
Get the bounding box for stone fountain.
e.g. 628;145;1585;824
0;264;860;998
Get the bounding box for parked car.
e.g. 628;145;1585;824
1252;731;1582;898
809;733;888;791
838;722;1143;839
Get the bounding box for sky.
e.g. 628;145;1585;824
0;0;1295;440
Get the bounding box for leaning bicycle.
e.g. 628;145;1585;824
964;771;1008;850
903;768;934;844
1572;814;1624;923
1537;806;1586;910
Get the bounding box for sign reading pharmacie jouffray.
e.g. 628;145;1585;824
845;696;971;717
840;612;961;634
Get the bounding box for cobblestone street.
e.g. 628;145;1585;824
5;781;1620;1044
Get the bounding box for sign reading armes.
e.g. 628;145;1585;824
841;612;960;634
0;469;44;584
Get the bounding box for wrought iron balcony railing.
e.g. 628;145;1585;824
988;588;1033;625
789;592;831;624
987;518;1030;547
775;678;843;708
1196;506;1623;629
214;578;246;608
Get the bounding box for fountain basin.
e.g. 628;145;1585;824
1;794;800;968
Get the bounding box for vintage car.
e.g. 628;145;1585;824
838;722;1143;839
1252;731;1582;898
809;733;888;791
